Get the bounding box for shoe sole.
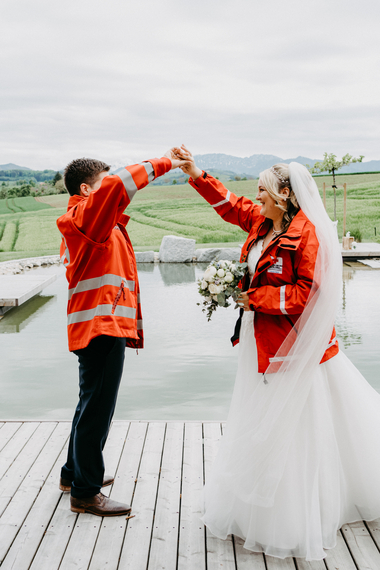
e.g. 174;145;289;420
70;506;132;516
60;479;114;493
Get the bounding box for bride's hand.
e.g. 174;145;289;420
237;292;252;311
163;148;191;171
171;144;203;180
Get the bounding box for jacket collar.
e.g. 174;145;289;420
67;194;84;210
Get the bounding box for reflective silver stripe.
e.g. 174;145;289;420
117;168;138;201
137;319;143;330
269;337;338;364
60;232;70;267
211;190;231;209
67;304;136;325
137;293;141;303
142;161;155;183
68;274;135;300
280;285;288;315
326;337;337;350
269;356;292;363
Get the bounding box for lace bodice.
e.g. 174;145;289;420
247;239;264;279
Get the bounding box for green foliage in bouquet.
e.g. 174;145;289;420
197;259;248;321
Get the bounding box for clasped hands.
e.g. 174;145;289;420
164;145;203;180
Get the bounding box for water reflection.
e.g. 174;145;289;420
0;263;379;419
0;294;56;334
136;263;155;274
158;262;196;286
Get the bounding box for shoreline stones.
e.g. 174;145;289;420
0;240;243;275
0;255;61;275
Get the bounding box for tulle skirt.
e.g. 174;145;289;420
202;311;380;561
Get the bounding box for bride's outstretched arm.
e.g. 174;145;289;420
172;145;263;234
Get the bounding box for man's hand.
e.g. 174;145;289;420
171;145;203;180
237;292;252;311
163;148;191;171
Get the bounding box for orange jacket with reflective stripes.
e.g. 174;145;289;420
57;157;171;352
189;172;339;373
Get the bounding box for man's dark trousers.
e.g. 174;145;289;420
61;335;126;498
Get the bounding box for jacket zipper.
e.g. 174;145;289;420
112;281;126;314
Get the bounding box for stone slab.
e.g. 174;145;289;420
0;274;57;307
159;236;196;263
135;251;155;263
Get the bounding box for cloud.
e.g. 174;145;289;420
1;0;379;168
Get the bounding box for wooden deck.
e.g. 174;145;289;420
1;421;380;570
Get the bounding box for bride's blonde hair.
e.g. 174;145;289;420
259;163;300;231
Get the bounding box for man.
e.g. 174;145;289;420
57;150;187;516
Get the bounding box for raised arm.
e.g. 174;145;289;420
174;145;262;233
71;153;185;243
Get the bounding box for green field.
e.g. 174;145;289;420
0;172;379;261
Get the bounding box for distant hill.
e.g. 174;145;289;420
193;154;380;177
0;163;32;171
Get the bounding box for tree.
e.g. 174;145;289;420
52;171;63;185
308;153;364;220
172;179;177;185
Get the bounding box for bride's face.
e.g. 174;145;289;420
256;182;278;220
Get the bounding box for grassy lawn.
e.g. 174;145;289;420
0;171;379;261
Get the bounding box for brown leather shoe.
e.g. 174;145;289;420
59;475;114;492
70;492;131;516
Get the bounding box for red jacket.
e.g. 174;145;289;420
189;172;339;373
57;157;171;352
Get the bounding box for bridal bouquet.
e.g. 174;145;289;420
197;259;248;321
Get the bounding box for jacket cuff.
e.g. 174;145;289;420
147;157;172;179
247;288;257;311
188;171;207;189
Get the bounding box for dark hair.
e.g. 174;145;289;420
63;158;111;196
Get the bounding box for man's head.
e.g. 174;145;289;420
64;158;111;197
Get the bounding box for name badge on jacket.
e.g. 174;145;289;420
268;257;283;274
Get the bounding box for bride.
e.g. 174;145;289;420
174;145;380;561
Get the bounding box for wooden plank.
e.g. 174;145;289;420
265;557;296;569
0;422;70;563
148;422;184;570
295;558;326;569
177;422;206;570
117;422;166;570
365;518;380;550
0;422;22;453
203;422;236;570
0;422;56;517
58;422;130;570
0;274;57;307
341;520;380;569
0;421;39;480
234;536;266;570
1;437;71;570
324;530;358;570
88;421;148;570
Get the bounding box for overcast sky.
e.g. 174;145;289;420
1;0;380;169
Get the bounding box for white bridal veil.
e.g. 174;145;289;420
221;162;342;507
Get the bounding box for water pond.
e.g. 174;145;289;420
0;263;379;420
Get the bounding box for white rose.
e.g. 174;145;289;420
209;283;222;295
204;266;217;281
204;296;211;302
201;280;208;289
217;268;225;278
224;272;233;283
212;295;219;301
219;260;226;268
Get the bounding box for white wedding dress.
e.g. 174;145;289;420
202;238;380;560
